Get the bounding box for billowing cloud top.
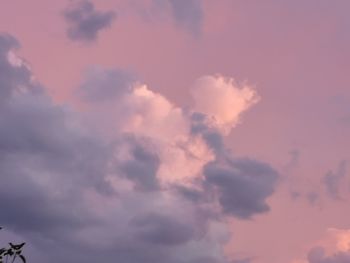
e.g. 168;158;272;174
0;34;278;263
191;76;260;134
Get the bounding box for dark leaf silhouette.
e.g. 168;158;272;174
18;255;26;263
9;244;25;250
0;228;26;263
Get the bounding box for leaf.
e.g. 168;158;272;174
10;242;25;250
9;243;25;251
18;255;26;263
4;249;14;256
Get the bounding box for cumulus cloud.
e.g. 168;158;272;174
63;0;115;42
191;75;260;134
204;158;278;219
118;136;160;191
0;34;278;263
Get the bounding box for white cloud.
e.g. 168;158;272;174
191;75;260;134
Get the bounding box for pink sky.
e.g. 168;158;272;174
0;1;350;263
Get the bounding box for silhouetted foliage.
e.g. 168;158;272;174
0;227;26;263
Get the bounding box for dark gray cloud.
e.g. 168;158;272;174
119;137;160;191
323;160;347;200
204;158;278;219
307;246;350;263
190;112;224;152
173;184;207;203
63;0;116;42
130;212;194;245
189;111;279;219
154;0;203;35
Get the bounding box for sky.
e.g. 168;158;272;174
0;1;350;263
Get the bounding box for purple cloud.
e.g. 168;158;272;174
0;33;278;263
63;0;116;42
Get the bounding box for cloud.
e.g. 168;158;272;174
130;212;194;245
0;34;40;101
285;149;300;171
191;75;260;134
153;0;203;35
78;66;135;102
204;158;278;219
306;192;319;205
63;0;116;42
296;228;350;263
307;247;350;263
322;160;347;200
167;0;203;34
118;136;160;191
0;34;278;263
231;259;252;263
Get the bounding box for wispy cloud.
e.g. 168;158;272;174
153;0;203;35
323;160;347;200
63;0;116;42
